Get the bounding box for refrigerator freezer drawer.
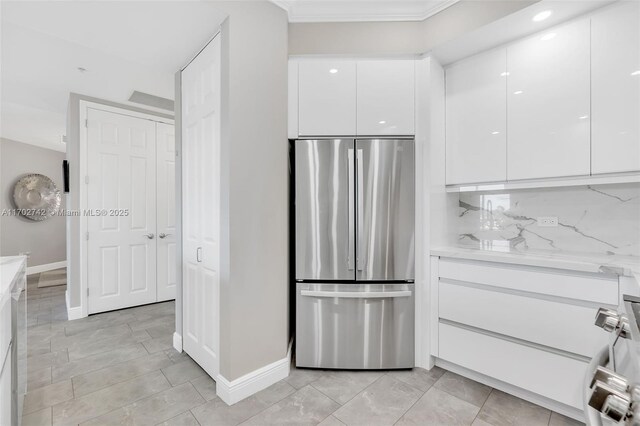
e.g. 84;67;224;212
296;283;415;369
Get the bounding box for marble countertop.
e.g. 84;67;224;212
0;256;27;309
431;246;640;279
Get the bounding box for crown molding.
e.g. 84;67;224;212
272;0;460;23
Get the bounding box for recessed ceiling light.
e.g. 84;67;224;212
513;90;523;95
533;10;552;22
500;72;510;77
540;32;556;41
491;131;500;135
579;115;589;120
631;70;640;76
329;68;338;74
378;120;386;124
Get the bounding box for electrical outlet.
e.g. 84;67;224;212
537;217;558;227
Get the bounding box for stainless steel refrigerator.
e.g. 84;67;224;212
294;138;415;369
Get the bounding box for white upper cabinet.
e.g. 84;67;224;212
356;61;415;135
298;60;357;136
591;1;640;175
507;20;591;181
446;49;507;185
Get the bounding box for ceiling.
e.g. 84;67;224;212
272;0;460;22
1;1;228;152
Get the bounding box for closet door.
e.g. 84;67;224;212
87;108;157;314
182;35;221;379
156;123;177;302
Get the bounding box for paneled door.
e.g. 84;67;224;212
181;34;221;379
87;108;157;314
156;122;177;301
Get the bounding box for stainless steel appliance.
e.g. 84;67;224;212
294;138;415;369
585;296;640;425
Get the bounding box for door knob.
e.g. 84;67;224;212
159;233;171;239
144;233;155;239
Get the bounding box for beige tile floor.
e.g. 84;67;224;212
22;273;584;426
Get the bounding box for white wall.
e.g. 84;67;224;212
215;1;289;382
0;138;66;267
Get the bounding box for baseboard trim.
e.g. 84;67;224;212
435;358;584;422
216;340;293;406
27;260;67;275
65;290;84;321
173;332;183;352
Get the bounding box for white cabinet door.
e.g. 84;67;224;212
0;354;10;426
182;35;220;380
87;109;157;314
357;60;414;135
298;60;356;136
507;20;590;180
592;1;640;175
156;122;177;302
446;49;507;184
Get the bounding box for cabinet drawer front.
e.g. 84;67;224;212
439;323;587;409
438;258;618;305
0;299;10;369
439;281;608;357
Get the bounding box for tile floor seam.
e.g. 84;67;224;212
328;373;389;417
188;409;203;426
62;373;177;425
309;382;345;406
63;341;150;368
435;381;491;411
470;387;494;426
390;385;429;426
190;380;209;402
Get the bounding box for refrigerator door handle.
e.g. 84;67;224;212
356;148;364;272
300;290;412;299
347;148;355;271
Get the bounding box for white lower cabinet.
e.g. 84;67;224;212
0;357;11;426
439;281;609;358
439;323;587;409
433;256;618;414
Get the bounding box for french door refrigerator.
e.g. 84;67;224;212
294;138;415;369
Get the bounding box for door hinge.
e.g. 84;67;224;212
85;119;89;128
87;288;89;297
86;232;89;241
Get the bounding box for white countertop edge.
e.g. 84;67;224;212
430;246;639;278
0;256;27;309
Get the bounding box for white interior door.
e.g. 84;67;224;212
182;35;221;378
87;108;157;314
156;122;177;302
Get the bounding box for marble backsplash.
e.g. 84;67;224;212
458;184;640;257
